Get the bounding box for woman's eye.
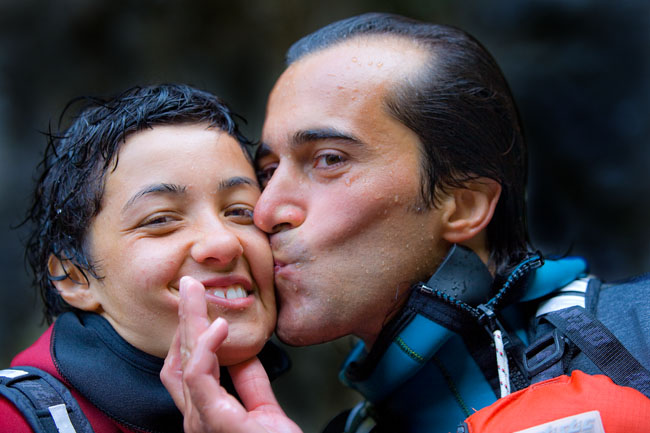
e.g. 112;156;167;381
140;215;174;227
314;153;346;168
225;207;254;223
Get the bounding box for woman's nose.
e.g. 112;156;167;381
190;218;244;266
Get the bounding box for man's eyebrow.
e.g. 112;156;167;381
122;183;186;213
257;127;363;161
292;128;363;148
218;176;259;191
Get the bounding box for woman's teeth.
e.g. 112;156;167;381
208;284;248;300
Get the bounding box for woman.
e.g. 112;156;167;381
1;84;282;433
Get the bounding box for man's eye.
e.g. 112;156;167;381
225;207;254;224
314;153;345;168
257;164;277;188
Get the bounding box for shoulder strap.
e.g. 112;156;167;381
543;306;650;397
525;304;650;398
0;366;95;433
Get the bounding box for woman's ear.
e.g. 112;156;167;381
440;177;501;245
47;254;101;312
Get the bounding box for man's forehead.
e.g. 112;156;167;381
260;36;428;157
264;36;427;122
284;35;427;83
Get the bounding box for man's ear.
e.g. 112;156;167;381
47;255;101;312
439;177;501;244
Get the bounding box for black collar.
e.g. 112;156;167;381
52;311;183;433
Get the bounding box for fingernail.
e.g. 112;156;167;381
180;276;192;293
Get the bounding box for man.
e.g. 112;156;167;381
162;13;650;433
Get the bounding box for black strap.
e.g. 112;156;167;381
544;306;650;398
0;366;95;433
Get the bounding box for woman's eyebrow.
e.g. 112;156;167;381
218;176;259;191
122;183;186;213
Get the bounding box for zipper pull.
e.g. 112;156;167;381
478;304;511;398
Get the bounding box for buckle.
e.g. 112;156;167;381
523;329;565;377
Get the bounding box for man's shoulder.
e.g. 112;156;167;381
600;271;650;290
596;271;650;317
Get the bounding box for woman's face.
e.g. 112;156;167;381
76;123;275;365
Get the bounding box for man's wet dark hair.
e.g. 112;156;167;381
287;13;531;274
26;83;251;323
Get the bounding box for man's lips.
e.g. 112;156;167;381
273;260;287;273
273;259;307;279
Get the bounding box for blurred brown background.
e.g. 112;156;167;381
1;1;649;432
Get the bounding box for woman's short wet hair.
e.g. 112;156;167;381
25;83;250;322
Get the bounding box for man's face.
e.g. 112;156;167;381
83;124;276;364
255;38;450;347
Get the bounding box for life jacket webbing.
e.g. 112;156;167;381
542;306;650;397
0;366;95;433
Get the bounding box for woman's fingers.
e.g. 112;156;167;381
160;328;185;412
229;357;281;412
179;276;211;366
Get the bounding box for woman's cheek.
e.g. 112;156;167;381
131;244;184;291
244;231;275;293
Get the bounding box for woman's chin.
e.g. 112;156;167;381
215;332;269;366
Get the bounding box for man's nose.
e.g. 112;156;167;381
190;217;244;265
254;166;306;234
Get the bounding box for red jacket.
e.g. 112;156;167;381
1;324;141;433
